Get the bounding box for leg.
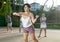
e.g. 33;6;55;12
38;28;42;38
19;28;21;32
24;33;28;42
44;28;46;37
9;23;13;31
7;23;9;31
30;33;39;42
7;26;9;31
10;27;13;31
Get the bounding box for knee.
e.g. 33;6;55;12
40;29;42;31
32;37;36;40
24;37;28;41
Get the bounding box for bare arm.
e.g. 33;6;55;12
13;12;23;16
30;13;39;24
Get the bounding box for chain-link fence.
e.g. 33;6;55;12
0;0;60;29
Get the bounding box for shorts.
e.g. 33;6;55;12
20;24;23;28
23;25;35;33
7;22;12;27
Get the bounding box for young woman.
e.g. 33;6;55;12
6;14;13;32
13;4;39;42
38;13;47;38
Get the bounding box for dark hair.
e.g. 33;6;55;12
22;3;30;12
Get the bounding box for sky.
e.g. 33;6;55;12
24;0;60;7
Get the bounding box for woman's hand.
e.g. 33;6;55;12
13;12;17;15
35;15;39;19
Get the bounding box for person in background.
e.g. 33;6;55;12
38;13;47;38
6;14;13;32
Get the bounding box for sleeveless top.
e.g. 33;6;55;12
20;17;32;28
7;15;12;23
40;17;46;24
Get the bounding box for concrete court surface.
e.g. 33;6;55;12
0;27;60;42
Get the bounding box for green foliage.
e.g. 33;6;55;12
12;16;20;27
0;15;6;26
47;23;60;29
34;23;60;29
0;0;12;16
0;0;12;26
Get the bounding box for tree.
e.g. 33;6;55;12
42;0;49;12
0;0;12;26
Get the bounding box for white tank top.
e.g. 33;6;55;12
20;17;32;28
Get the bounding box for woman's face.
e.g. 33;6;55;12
42;14;45;17
24;5;30;12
